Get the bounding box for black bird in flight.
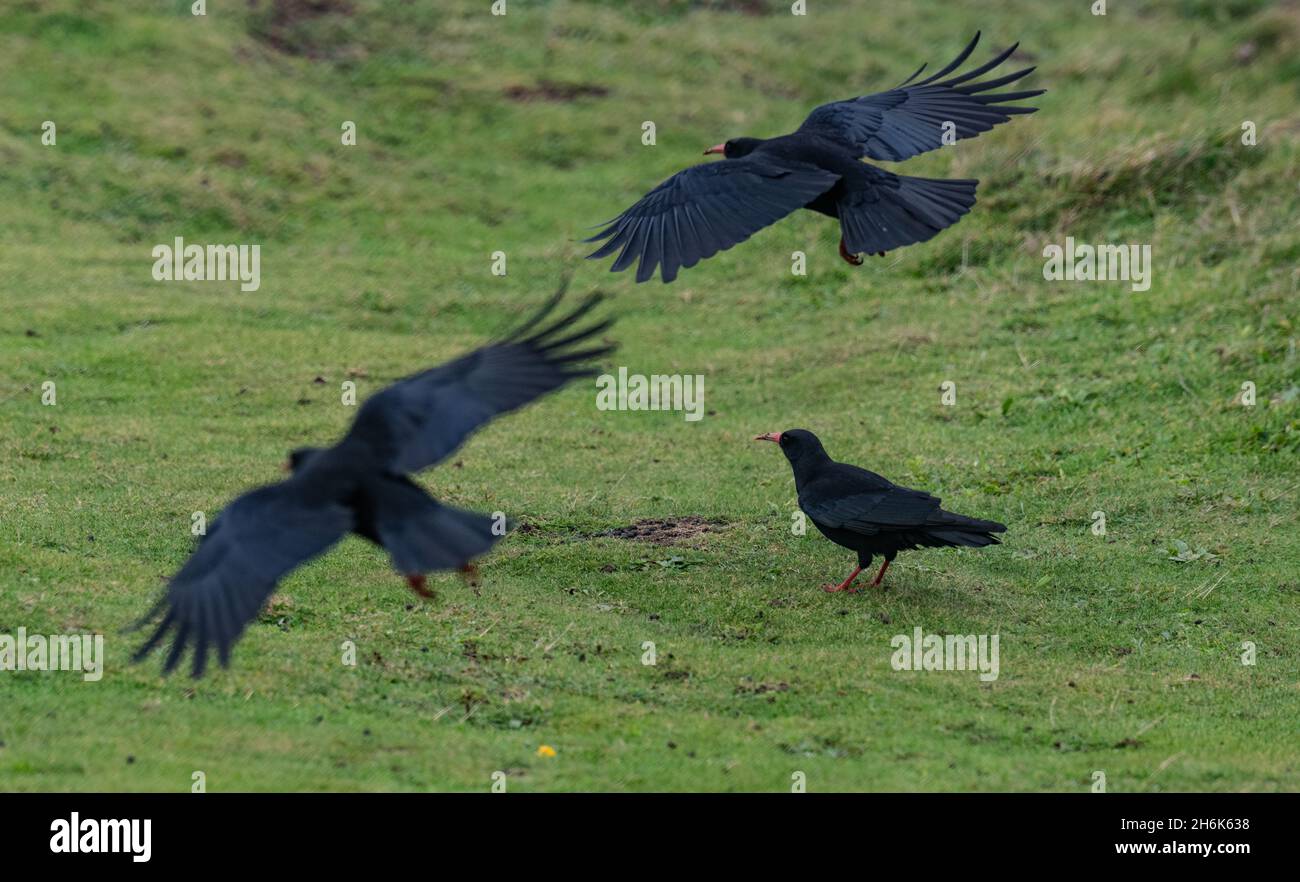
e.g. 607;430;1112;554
755;429;1005;593
587;33;1043;283
133;293;615;677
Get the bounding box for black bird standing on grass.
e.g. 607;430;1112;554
587;33;1043;283
133;292;615;677
755;429;1005;593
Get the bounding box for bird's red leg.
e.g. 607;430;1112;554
405;574;435;598
822;566;862;594
459;563;480;588
870;559;891;587
839;238;864;266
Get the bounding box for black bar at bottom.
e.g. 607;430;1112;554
0;792;1281;866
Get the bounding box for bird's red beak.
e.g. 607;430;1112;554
703;143;725;155
754;432;781;443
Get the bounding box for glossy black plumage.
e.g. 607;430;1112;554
133;292;615;677
587;32;1043;283
757;429;1005;591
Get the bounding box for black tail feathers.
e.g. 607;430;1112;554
370;477;508;575
840;172;978;255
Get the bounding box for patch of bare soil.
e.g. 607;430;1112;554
694;0;770;15
600;516;724;545
504;80;609;102
248;0;356;58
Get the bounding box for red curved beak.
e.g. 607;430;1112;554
754;432;781;443
703;143;725;155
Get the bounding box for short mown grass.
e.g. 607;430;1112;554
1;0;1297;791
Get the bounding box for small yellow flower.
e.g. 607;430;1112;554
536;744;557;758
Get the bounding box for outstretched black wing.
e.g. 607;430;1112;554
344;292;615;474
133;481;353;678
798;32;1044;162
585;156;839;283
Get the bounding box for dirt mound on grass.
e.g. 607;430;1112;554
600;517;723;545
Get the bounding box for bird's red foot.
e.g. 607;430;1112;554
874;251;886;258
458;563;480;588
839;239;864;266
821;565;863;594
405;573;435;599
821;582;859;594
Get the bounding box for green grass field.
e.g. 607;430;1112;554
2;0;1298;792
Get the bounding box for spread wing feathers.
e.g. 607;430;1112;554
798;32;1044;162
585;157;840;283
345;293;615;474
839;171;977;255
131;482;353;678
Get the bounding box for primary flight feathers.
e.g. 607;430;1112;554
796;31;1044;162
132;293;615;678
587;32;1044;283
